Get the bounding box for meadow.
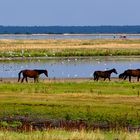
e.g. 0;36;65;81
0;81;140;129
0;80;140;139
0;39;140;57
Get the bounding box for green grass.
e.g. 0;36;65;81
0;130;139;140
0;81;140;95
1;81;140;128
1;48;140;57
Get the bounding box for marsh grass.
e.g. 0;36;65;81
1;48;140;57
0;39;140;57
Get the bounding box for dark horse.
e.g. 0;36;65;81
93;68;117;81
119;69;140;82
18;69;48;83
119;73;125;79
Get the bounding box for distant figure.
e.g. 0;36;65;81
119;35;127;39
18;69;48;83
119;69;140;82
93;68;117;81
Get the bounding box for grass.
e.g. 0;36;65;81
0;39;140;57
0;129;140;140
0;81;140;128
0;81;140;95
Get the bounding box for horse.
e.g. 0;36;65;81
18;69;48;83
119;73;125;79
119;69;140;82
93;68;117;81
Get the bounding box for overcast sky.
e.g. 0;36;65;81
0;0;140;26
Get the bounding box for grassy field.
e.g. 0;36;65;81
0;81;140;130
0;39;140;57
0;129;140;140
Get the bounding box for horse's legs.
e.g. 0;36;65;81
94;75;97;81
25;77;28;83
129;76;131;82
34;78;36;83
21;77;25;83
124;75;127;80
34;78;38;83
137;77;139;82
94;75;98;81
94;77;97;81
94;76;98;81
34;76;39;83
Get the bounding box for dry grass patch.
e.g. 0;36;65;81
0;39;140;51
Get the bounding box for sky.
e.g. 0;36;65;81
0;0;140;26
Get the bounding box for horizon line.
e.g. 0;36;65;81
0;25;140;27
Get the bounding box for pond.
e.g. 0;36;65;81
0;56;140;78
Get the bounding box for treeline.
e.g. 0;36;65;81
0;26;140;34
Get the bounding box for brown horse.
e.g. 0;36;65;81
119;69;140;82
93;68;117;81
18;69;48;83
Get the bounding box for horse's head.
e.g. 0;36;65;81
112;68;118;74
44;70;48;77
119;73;125;79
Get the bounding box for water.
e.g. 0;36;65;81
0;34;140;40
0;56;140;78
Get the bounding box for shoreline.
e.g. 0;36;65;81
0;77;136;83
0;55;140;61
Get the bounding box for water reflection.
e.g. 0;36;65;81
0;56;140;78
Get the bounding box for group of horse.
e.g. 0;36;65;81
94;68;140;82
17;68;140;83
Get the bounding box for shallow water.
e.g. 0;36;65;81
0;34;140;40
0;56;140;78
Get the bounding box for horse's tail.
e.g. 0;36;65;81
93;71;97;80
18;70;23;82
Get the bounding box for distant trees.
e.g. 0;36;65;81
0;26;140;34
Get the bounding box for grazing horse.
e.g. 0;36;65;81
119;69;140;82
119;73;125;79
18;69;48;83
93;68;117;81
